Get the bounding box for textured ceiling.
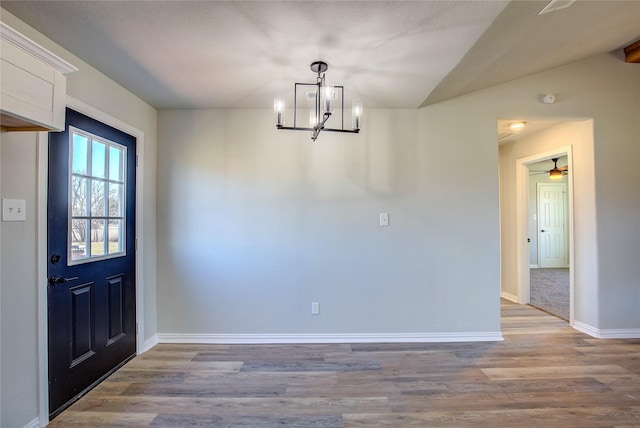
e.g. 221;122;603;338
2;1;638;110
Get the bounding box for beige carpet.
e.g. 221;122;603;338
529;268;569;321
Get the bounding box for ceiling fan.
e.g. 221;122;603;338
529;158;568;179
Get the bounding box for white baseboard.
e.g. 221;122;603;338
140;334;159;353
573;321;640;339
572;321;599;337
157;332;504;344
598;329;640;339
23;417;40;428
500;291;519;303
529;265;570;269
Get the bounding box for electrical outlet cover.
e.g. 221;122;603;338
311;302;320;315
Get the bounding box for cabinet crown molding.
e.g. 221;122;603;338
1;21;78;74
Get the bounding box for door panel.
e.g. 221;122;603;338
538;183;566;268
107;275;125;344
48;108;136;418
69;282;95;367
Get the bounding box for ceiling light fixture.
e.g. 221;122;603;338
509;121;526;131
274;61;361;141
549;158;563;179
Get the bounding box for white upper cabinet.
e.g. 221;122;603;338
1;21;77;132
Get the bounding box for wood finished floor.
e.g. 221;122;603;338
49;300;640;427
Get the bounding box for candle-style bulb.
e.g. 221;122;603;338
352;100;362;130
323;86;334;114
274;97;284;126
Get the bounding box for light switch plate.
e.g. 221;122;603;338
379;212;389;226
2;199;26;221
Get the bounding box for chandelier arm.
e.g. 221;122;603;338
320;112;331;127
312;128;321;141
316;80;321;131
277;126;359;134
277;126;316;131
293;82;298;128
320;128;359;134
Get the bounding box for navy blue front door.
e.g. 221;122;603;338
47;108;136;418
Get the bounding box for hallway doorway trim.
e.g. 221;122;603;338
515;145;574;325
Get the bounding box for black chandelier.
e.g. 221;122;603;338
274;61;362;141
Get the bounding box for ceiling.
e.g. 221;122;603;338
2;1;638;110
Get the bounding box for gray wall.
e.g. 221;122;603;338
0;132;40;427
157;108;502;336
156;52;639;341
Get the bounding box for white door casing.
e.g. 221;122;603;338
514;145;574;326
37;96;146;426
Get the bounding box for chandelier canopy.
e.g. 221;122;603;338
274;61;362;141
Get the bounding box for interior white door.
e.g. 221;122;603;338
537;183;566;268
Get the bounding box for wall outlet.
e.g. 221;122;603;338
311;302;320;315
2;199;26;221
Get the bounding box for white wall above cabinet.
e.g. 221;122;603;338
0;21;77;132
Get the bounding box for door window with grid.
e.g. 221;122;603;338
69;126;127;263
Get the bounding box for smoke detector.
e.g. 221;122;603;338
542;94;556;104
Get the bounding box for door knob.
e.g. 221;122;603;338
48;276;79;285
540;229;546;232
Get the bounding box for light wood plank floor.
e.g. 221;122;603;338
49;300;640;427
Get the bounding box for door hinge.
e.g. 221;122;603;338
135;238;138;251
136;154;139;167
136;322;139;334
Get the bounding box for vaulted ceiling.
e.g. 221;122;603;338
2;1;638;110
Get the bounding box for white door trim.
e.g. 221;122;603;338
37;96;145;426
37;131;49;427
515;145;574;325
